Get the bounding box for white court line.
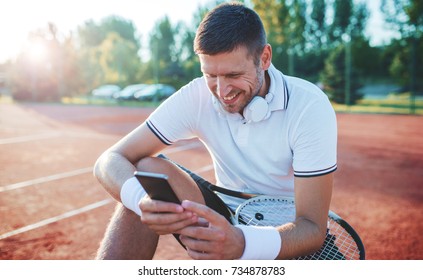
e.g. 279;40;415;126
0;132;61;145
0;140;203;193
0;164;214;240
0;199;113;240
0;167;93;193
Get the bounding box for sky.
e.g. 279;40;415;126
0;0;398;63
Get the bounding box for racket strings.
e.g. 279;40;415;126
327;222;361;259
296;220;360;260
236;198;295;227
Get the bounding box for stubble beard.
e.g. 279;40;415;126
222;66;265;115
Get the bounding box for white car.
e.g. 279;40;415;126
134;84;176;101
91;85;121;98
113;84;148;100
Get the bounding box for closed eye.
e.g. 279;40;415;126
226;73;241;78
204;73;217;79
203;72;243;79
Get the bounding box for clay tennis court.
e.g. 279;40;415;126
0;102;422;260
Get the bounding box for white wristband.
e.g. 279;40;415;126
235;225;281;260
120;176;147;216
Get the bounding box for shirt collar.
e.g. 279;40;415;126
267;64;289;112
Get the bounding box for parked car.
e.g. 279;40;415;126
91;84;121;98
134;84;176;101
113;84;148;100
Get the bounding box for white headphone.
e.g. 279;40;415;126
213;93;274;123
243;94;273;123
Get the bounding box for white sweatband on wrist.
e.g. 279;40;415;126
120;176;147;216
235;225;282;260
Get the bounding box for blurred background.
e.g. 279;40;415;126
0;0;421;114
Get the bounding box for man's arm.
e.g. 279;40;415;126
93;122;167;201
94;122;204;236
178;172;333;260
275;173;333;259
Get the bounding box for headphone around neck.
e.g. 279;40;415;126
213;93;273;123
243;95;272;123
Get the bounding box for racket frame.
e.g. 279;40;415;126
208;185;365;260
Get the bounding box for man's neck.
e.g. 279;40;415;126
258;70;271;98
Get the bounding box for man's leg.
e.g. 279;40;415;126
96;203;159;259
136;156;206;204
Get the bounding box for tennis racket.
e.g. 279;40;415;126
208;185;365;260
157;154;365;260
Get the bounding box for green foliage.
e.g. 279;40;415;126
320;44;363;104
351;37;383;78
77;17;142;91
78;16;140;49
386;36;423;90
329;0;353;42
309;0;327;49
4;0;421;106
381;0;423;92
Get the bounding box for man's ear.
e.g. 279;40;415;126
261;44;272;70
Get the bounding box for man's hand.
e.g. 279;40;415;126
177;200;245;260
139;196;198;235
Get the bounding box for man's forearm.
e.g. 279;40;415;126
276;217;326;259
94;150;137;201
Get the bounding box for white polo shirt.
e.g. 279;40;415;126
147;64;337;209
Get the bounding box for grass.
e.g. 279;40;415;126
61;96;162;108
332;93;423;115
332;103;423;115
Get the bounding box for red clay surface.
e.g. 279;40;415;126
0;102;422;260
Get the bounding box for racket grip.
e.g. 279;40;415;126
235;225;281;260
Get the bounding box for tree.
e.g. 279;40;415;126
10;23;82;101
296;0;329;81
77;16;143;91
146;16;182;85
78;16;140;49
321;44;363;104
309;0;327;49
176;1;218;84
97;33;142;85
381;0;423;93
252;0;308;75
329;0;353;45
285;0;307;75
252;0;285;68
320;0;369;104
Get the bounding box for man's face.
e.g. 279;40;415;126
199;46;265;114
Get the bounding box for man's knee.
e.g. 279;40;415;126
135;156;168;173
135;156;205;204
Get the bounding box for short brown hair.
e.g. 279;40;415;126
194;2;267;65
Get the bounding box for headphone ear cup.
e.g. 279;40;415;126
243;96;270;123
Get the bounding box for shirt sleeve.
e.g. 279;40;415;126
291;98;337;177
146;78;205;145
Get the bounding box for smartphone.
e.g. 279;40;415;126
134;171;181;204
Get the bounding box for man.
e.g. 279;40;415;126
94;2;337;260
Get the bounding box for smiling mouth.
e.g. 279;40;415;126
222;92;240;102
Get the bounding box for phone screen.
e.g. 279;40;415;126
134;171;181;204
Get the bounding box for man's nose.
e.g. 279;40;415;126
216;77;231;97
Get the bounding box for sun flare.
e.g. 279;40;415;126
26;40;48;63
